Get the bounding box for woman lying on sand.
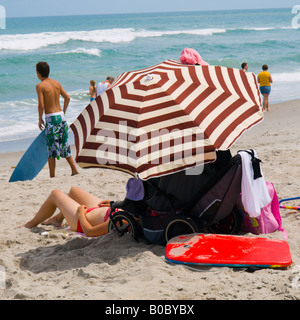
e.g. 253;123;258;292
23;187;117;237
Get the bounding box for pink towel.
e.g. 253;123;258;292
180;48;209;66
266;181;287;239
241;181;287;239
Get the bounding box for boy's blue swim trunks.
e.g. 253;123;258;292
45;111;71;159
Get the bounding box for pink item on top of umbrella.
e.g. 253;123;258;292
180;48;209;66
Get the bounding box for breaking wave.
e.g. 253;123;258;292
0;28;227;51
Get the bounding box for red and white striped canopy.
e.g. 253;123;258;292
71;60;263;180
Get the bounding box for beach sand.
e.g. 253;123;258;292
0;99;300;300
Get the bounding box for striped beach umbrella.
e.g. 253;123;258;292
70;60;263;180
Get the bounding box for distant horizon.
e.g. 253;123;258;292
4;6;291;19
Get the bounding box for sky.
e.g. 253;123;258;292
0;0;298;17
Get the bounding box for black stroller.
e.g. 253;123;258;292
108;150;244;245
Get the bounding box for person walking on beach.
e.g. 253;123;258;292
88;80;97;102
96;76;114;97
241;62;248;71
257;64;273;112
36;61;79;178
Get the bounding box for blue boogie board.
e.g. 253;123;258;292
9;130;48;182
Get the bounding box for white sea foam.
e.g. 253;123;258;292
1;25;292;52
3;26;292;52
0;28;227;51
0;28;135;51
0;122;38;141
55;47;102;57
227;26;293;32
0;93;86;142
272;71;300;83
135;28;226;38
241;27;276;31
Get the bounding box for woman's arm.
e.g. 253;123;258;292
269;74;273;83
98;199;110;207
77;205;109;237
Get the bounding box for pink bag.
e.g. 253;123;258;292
241;181;287;238
179;48;209;66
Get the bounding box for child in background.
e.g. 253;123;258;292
88;80;97;102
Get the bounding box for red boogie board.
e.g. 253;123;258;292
166;233;293;268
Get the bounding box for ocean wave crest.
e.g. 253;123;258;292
135;28;226;37
226;26;294;33
272;71;300;83
1;25;292;52
0;28;135;51
55;47;101;57
0;27;226;51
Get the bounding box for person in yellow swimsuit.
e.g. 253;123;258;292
257;64;273;112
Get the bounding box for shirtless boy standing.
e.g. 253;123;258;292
36;61;79;178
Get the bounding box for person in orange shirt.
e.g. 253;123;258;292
257;64;273;112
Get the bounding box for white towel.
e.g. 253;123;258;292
239;150;271;217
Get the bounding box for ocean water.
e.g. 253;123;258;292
0;8;299;152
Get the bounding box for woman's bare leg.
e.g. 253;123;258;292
265;94;270;111
24;189;80;230
41;211;65;227
262;93;269;111
68;187;101;207
42;187;101;227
